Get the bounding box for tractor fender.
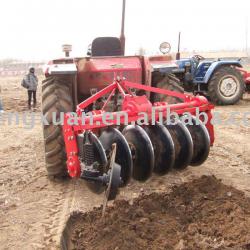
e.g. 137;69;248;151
43;61;78;107
201;61;242;84
44;62;77;76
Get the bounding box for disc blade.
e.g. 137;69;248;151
184;116;210;166
143;124;175;175
83;132;107;194
122;125;154;182
99;128;132;186
165;121;193;170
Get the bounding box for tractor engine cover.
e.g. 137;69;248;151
77;57;143;95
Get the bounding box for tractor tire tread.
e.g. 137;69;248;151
42;75;73;178
208;66;245;105
152;73;184;103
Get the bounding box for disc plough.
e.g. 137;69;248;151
63;78;214;200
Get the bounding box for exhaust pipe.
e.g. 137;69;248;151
120;0;126;55
176;32;181;60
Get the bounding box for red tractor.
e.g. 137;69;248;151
42;0;214;200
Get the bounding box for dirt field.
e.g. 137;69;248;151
0;76;250;249
65;176;250;250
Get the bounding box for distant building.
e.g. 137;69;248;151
0;61;44;76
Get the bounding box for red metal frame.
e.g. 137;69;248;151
238;67;250;85
63;79;214;178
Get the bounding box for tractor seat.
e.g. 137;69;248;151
91;37;123;57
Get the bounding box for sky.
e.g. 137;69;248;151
0;0;249;60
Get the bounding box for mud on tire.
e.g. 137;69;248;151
208;66;245;105
151;73;184;103
42;75;73;178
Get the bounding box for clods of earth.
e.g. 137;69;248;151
61;176;250;250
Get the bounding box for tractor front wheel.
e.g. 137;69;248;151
42;75;73;178
208;66;245;105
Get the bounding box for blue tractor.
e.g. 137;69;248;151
173;55;245;105
157;35;245;105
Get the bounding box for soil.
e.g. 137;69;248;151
63;176;250;250
0;76;250;249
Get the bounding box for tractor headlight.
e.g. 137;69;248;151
159;42;171;54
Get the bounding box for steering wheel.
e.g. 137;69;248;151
192;54;205;61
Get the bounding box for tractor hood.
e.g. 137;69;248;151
148;55;178;72
77;56;143;95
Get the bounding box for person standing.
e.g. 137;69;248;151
22;67;38;109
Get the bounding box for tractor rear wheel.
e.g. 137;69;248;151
42;75;73;178
208;66;245;105
151;74;184;103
